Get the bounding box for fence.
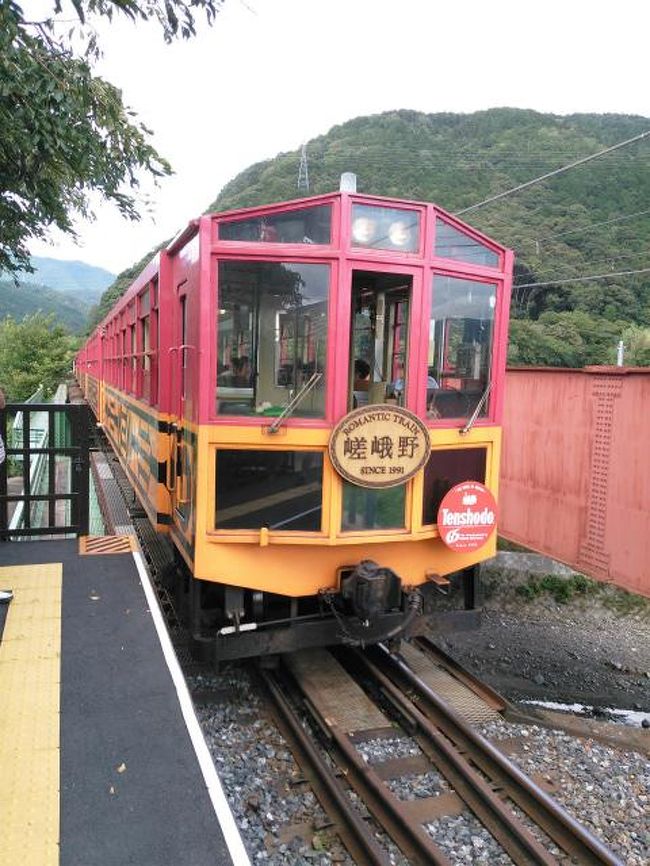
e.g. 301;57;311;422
0;394;90;538
499;367;650;597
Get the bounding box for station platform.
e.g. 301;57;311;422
0;537;250;866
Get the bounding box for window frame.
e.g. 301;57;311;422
212;255;338;427
422;268;502;427
209;444;331;539
347;201;425;258
217;201;334;247
433;215;503;271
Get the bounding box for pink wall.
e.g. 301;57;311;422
500;367;650;597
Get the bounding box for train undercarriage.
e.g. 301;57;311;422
166;557;482;664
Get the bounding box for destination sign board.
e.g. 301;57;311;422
329;404;431;489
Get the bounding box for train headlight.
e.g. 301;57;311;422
351;216;376;245
388;220;411;248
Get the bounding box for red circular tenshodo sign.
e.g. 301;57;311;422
437;481;498;552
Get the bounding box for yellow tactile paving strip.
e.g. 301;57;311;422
0;563;62;866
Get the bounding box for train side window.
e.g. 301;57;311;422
421;448;487;525
120;324;127;391
129;323;137;394
150;280;159;405
140;314;150;400
216;261;329;418
136;287;151;401
341;482;406;531
219;204;331;245
434;218;500;268
215;449;324;531
426;276;496;421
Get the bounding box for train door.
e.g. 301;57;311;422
169;285;192;530
349;270;413;411
344;268;420;532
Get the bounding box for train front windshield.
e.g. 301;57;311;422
216;260;329;418
427;275;496;420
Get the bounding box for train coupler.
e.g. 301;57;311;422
319;561;423;648
340;559;402;625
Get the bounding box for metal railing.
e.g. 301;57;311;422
0;398;90;538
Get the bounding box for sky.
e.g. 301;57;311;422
27;0;650;274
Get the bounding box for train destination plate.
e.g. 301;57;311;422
329;404;431;489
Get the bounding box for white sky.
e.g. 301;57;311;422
27;0;650;273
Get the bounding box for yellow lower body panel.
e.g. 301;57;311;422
0;563;61;866
196;536;495;597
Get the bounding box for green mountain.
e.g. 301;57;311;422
93;108;650;364
0;278;90;332
16;256;115;303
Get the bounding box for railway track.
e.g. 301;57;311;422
94;452;629;865
261;643;624;866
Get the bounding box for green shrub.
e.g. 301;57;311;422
515;572;596;604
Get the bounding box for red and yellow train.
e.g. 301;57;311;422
76;183;513;661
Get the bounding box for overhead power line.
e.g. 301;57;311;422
514;266;650;290
532;208;650;244
455;128;650;216
525;248;650;277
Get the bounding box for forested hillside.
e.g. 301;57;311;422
17;257;114;302
0;256;116;336
93;109;650;365
0;279;90;332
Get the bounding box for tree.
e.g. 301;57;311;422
508;311;629;367
621;325;650;366
0;1;223;275
0;313;78;400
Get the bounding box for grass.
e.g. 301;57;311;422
600;586;650;617
515;572;650;616
515;573;598;604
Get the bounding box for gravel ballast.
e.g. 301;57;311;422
481;719;649;866
187;663;648;865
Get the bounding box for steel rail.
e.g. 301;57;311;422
274;660;455;866
259;669;392;866
371;643;624;866
326;726;454;866
351;650;561;865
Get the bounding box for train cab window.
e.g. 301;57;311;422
426;276;496;421
341;483;406;532
351;205;420;253
217;261;329;418
421;448;487;525
349;272;410;409
219;204;331;245
215;449;324;531
435;218;499;268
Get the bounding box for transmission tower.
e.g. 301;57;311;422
297;143;310;193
